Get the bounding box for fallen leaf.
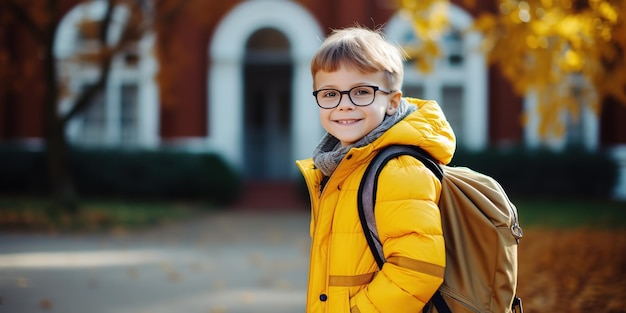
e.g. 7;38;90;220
40;298;52;310
16;277;29;288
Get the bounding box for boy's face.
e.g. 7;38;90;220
314;65;401;147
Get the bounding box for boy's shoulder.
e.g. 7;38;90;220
403;97;433;108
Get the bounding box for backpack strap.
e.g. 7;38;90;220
358;145;443;268
357;145;448;311
429;291;452;313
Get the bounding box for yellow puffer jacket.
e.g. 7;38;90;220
296;98;456;313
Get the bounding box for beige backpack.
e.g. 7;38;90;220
358;145;524;313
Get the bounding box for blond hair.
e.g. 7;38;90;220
311;26;406;91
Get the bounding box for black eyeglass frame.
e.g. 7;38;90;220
312;85;392;109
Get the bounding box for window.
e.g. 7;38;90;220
120;84;139;145
442;86;464;133
443;30;464;67
55;0;158;148
76;86;106;145
524;73;599;150
385;5;488;150
564;75;597;149
392;25;467;145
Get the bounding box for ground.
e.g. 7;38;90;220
0;211;310;313
1;210;625;313
517;229;626;312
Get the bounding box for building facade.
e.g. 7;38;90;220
2;0;625;198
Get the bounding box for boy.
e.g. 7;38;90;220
296;26;456;312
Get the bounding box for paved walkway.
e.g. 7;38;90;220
0;210;311;313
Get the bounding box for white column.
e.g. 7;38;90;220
463;31;487;151
611;145;626;201
138;32;160;148
107;61;121;146
292;59;322;165
524;92;540;149
581;105;599;151
209;59;244;171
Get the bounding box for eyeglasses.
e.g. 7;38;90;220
312;85;392;109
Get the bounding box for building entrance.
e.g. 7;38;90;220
243;28;293;180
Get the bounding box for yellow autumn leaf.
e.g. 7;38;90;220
556;16;582;38
399;0;626;139
561;50;583;72
596;1;618;23
473;14;496;32
530;19;551;36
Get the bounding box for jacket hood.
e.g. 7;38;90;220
366;97;456;164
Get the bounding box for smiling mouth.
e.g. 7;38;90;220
334;119;361;125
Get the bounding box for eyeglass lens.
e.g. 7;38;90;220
315;86;377;108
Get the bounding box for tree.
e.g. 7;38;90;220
398;0;626;139
1;0;152;214
0;0;238;215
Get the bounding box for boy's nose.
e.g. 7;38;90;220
336;94;355;110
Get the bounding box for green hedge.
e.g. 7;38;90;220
0;145;618;202
0;147;48;194
450;147;618;199
0;146;242;205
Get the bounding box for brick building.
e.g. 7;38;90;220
2;0;625;200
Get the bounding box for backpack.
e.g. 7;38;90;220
357;145;524;313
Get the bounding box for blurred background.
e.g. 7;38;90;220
0;0;625;312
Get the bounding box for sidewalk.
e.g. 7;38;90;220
0;210;311;313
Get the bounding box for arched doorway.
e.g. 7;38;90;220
243;28;293;180
208;0;323;175
208;1;323;208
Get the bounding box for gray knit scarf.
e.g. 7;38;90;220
312;99;416;177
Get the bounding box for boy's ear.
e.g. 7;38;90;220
386;91;402;115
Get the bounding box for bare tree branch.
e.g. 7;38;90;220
100;0;115;43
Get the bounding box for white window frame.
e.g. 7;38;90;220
54;0;159;148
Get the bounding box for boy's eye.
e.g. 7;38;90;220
352;87;372;96
322;90;338;98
